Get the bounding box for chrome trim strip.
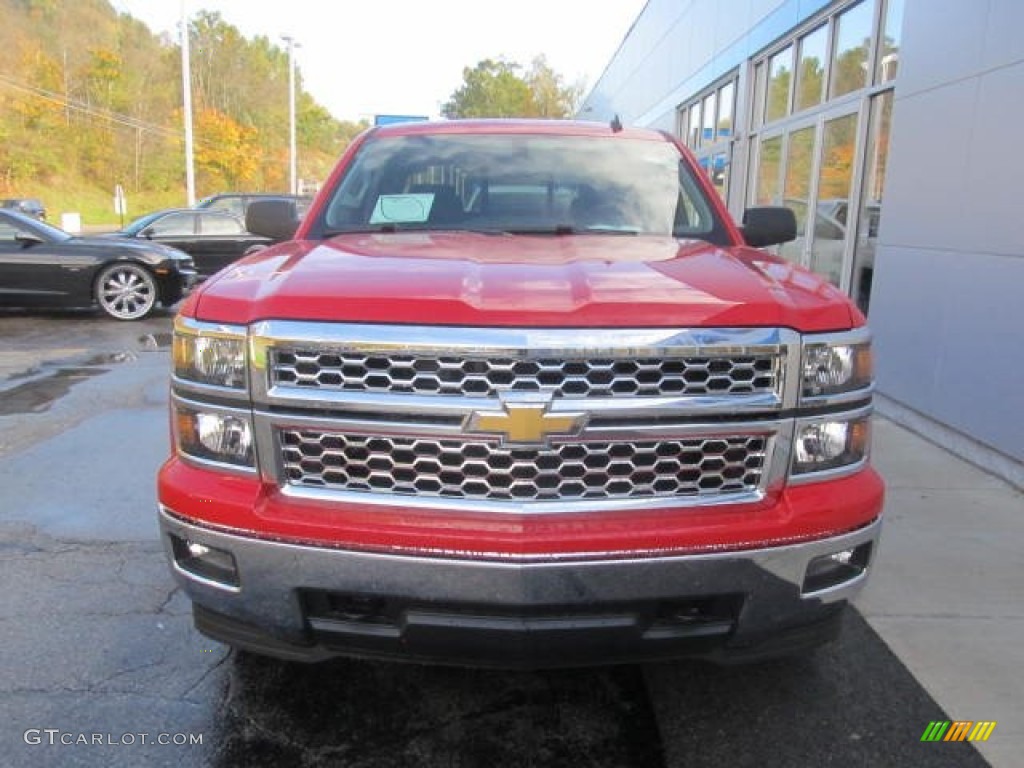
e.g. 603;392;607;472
251;321;793;357
799;383;874;411
259;387;786;417
801;326;872;347
171;375;250;403
256;408;785;441
170;559;242;594
175;316;249;338
277;484;767;514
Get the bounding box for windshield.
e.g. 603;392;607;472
317;134;726;242
121;211;170;235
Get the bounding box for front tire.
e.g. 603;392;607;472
95;263;157;320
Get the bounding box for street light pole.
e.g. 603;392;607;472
282;36;299;195
180;0;196;205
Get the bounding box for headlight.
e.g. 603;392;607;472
173;318;247;389
801;335;872;399
792;415;870;475
174;404;254;468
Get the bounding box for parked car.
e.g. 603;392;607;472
0;209;195;320
102;208;272;278
195;193;312;220
1;198;47;220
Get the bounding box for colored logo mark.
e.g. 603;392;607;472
921;721;996;742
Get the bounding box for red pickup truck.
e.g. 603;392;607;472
159;119;883;667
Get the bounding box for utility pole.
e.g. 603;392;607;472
181;0;196;205
282;35;299;195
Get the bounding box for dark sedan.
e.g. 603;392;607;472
0;209;196;320
105;208;271;278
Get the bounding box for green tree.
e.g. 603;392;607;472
442;59;534;118
442;56;582;119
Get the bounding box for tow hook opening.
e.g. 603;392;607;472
169;533;240;589
802;541;872;595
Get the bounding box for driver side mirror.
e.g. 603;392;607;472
140;226;155;240
740;206;797;247
246;199;300;241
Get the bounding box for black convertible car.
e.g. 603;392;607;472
0;209;196;320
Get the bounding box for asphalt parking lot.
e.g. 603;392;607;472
0;309;996;767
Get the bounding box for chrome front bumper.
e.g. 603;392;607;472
160;507;881;667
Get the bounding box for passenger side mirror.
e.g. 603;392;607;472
140;226;155;240
740;206;797;247
15;232;44;248
246;199;300;241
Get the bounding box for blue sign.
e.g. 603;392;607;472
374;115;430;126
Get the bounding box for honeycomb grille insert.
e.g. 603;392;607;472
270;350;779;398
279;430;768;502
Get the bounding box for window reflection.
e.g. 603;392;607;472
717;81;734;141
752;62;767;128
878;0;903;82
765;46;793;122
809;113;858;286
854;91;893;314
701;92;716;147
796;25;828;112
755;135;782;205
779;125;816;263
830;0;873;99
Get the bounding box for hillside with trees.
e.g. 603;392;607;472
0;0;366;224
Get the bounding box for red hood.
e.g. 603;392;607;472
188;233;856;331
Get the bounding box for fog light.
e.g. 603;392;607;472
803;542;872;594
170;534;239;588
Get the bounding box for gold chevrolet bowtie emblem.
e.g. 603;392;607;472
467;397;586;445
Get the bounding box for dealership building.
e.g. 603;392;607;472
582;0;1024;487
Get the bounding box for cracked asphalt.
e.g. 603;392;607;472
0;309;990;767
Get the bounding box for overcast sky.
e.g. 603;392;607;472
109;0;646;122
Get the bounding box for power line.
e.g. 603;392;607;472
0;73;196;144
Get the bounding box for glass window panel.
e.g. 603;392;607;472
751;62;767;128
201;213;245;235
678;107;689;144
853;91;893;313
711;151;730;201
779;125;816;263
716;81;735;141
149;213;195;236
689;103;702;148
830;1;874;99
701;92;716;147
877;0;903;83
755;135;782;205
809;113;858;286
795;25;828;112
765;46;793;122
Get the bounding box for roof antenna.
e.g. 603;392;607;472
610;114;623;133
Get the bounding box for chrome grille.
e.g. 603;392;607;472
271;350;779;398
279;430;768;502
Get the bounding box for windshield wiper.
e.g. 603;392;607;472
501;225;639;236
